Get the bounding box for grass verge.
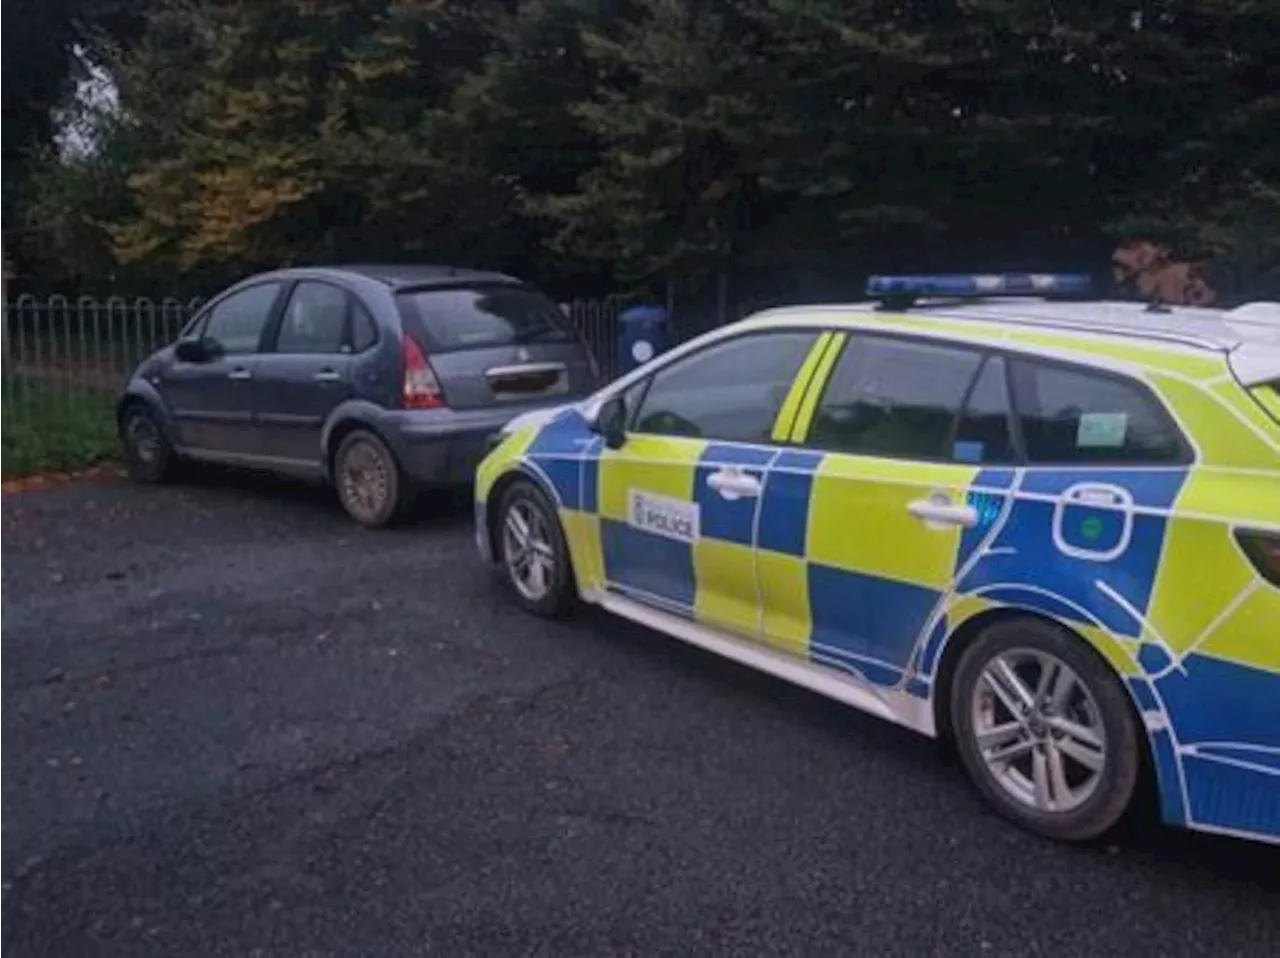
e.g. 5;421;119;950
2;373;118;478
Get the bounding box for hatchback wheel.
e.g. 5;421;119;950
121;404;177;483
497;480;576;617
334;430;408;527
950;617;1141;842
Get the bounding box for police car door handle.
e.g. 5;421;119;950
908;495;977;528
707;468;761;500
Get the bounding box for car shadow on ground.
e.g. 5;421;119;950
173;463;474;528
573;603;1280;892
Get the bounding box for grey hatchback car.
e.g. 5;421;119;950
117;264;600;526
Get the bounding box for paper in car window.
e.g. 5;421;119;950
1077;412;1128;448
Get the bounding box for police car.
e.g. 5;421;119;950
473;273;1280;844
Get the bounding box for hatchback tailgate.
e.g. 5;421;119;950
396;283;597;410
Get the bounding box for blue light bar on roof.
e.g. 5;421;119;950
866;272;1094;301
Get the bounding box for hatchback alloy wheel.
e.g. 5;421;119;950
121;405;175;483
334;430;406;527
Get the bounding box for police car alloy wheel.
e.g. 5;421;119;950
498;480;576;617
950;618;1142;842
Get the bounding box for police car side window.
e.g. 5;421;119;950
1010;359;1187;464
631;332;819;444
952;356;1016;463
807;335;984;460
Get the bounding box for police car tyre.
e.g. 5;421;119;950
121;403;178;483
334;430;408;528
497;479;577;618
950;618;1142;843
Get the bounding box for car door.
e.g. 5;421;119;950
595;329;825;637
161;281;284;456
252;280;360;468
760;332;1017;689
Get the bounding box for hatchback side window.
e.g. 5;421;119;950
202;283;281;355
276;282;348;354
1010;359;1188;464
632;332;819;444
807;335;983;460
351;301;379;352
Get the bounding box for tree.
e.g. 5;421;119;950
0;0;140;224
10;0;1279;304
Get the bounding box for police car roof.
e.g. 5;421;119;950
755;298;1280;385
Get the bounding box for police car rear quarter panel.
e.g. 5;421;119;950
476;314;1280;843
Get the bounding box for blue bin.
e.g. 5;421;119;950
617;305;668;376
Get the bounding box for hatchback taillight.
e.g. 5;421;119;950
402;334;446;409
1236;529;1280;586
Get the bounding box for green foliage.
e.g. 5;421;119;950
7;0;1279;302
1;374;118;478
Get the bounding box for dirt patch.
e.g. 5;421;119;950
1;462;127;495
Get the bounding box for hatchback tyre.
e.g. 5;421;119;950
121;404;178;483
334;430;409;527
950;617;1142;842
497;480;576;617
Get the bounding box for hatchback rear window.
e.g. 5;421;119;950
396;285;572;352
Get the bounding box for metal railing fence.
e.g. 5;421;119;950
0;292;676;445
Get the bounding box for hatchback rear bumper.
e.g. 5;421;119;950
379;398;580;486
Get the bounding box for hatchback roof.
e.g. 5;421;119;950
327;263;523;289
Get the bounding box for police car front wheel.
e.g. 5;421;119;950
497;480;576;618
950;618;1142;843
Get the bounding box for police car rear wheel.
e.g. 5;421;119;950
498;480;576;617
951;618;1141;843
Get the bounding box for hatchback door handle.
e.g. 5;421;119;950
228;368;252;381
313;369;342;382
707;468;762;501
908;493;977;529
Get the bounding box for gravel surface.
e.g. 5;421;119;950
3;474;1278;957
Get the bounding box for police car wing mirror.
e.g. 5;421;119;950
592;396;628;449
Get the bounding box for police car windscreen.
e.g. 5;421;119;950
396;284;573;353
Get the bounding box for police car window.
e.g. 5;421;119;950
202;283;281;355
276;281;348;354
1010;360;1187;464
619;378;651;429
632;332;819;443
952;356;1016;464
807;336;982;460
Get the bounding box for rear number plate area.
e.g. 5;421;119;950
485;363;568;400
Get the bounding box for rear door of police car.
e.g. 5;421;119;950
766;330;1019;687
